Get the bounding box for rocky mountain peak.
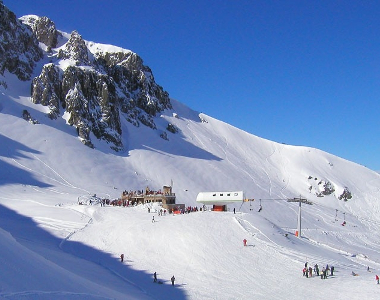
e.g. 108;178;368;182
20;15;60;50
0;2;173;151
57;30;90;65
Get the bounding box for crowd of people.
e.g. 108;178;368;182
303;263;380;284
302;262;334;279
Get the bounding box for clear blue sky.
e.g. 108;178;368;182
5;0;380;171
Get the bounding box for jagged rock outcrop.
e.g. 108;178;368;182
0;2;43;80
1;3;173;151
97;51;172;127
20;15;60;50
338;187;353;202
31;63;62;119
61;66;122;150
57;31;91;65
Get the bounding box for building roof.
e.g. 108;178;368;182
196;191;244;205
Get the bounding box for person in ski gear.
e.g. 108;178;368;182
171;275;175;286
243;239;247;246
376;274;379;284
120;254;124;262
154;272;157;282
330;266;334;276
314;264;319;276
152;216;155;223
309;267;313;278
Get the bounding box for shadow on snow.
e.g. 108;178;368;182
0;204;188;300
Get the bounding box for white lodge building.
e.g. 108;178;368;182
196;191;245;211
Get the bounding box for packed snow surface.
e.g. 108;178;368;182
1;71;380;299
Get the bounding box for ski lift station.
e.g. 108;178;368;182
196;191;245;211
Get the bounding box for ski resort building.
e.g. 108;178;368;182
121;185;184;212
196;191;245;211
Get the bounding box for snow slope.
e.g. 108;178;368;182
1;69;380;299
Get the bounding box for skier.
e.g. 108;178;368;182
243;239;247;246
314;264;319;276
330;266;334;276
153;272;157;283
152;216;155;223
309;266;313;278
376;274;379;284
120;254;124;262
171;275;175;286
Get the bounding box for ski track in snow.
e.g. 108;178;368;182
59;206;94;249
236;213;380;275
10;154;89;194
185;119;207;150
276;144;291;195
235;216;307;266
263;145;276;195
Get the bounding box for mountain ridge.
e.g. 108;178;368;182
1;2;172;151
0;1;379;218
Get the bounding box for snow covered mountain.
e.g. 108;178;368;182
1;3;171;151
1;3;380;299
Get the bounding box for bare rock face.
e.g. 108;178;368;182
61;66;123;150
57;31;91;66
0;2;43;80
31;63;62;119
21;15;60;50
